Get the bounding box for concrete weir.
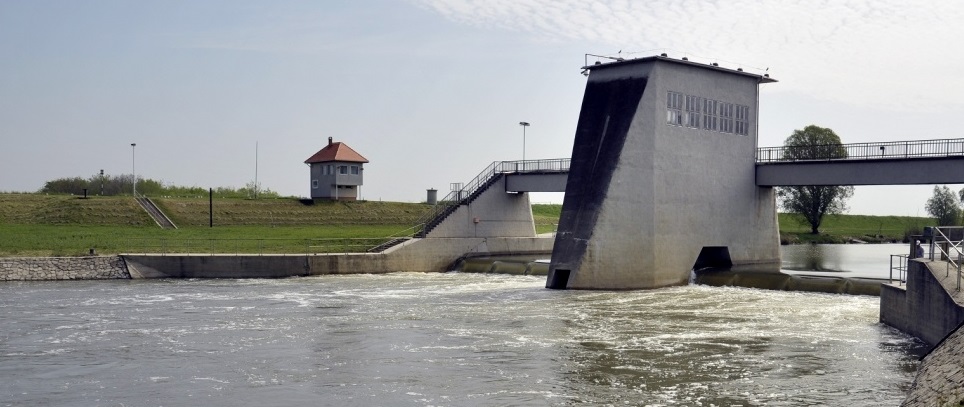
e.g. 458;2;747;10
547;56;780;290
123;236;554;279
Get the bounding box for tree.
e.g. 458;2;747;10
927;185;961;226
776;125;855;234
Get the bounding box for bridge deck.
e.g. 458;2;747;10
756;138;964;186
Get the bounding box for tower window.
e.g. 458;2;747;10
666;91;683;126
719;102;735;134
702;99;718;132
735;105;750;136
685;95;702;128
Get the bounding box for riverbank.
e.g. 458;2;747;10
0;256;129;280
0;193;934;256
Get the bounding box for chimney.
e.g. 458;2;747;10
328;137;333;145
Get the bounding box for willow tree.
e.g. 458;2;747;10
927;185;961;226
776;125;854;234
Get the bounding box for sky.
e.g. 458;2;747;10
2;0;963;216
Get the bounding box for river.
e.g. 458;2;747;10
0;248;925;406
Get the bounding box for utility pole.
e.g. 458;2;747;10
519;122;530;162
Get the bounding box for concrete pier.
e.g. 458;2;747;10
547;55;779;290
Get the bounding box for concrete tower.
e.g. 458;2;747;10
547;55;779;290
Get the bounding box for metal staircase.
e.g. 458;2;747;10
135;196;178;229
413;159;570;238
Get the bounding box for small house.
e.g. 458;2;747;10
304;137;369;201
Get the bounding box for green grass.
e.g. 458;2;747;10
778;213;933;244
0;224;410;256
532;204;561;234
0;193;939;255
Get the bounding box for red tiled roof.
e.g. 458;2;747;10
304;142;369;164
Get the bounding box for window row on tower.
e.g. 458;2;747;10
666;91;750;136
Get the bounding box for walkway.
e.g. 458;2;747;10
756;138;964;186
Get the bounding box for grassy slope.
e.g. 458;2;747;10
0;194;933;255
778;213;933;243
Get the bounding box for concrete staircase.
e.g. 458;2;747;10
135;196;177;229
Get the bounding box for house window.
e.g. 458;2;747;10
702;99;718;131
338;165;348;175
719;102;735;133
735;105;750;136
350;165;359;175
325;165;333;175
684;95;701;128
666;91;683;126
312;179;318;189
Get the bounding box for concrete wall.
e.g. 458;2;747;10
123;236;555;278
0;256;130;280
427;176;537;238
880;260;964;347
505;173;568;192
548;57;779;290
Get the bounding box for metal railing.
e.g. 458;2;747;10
889;254;909;285
928;226;964;291
124;237;398;255
756;138;964;163
413;158;570;237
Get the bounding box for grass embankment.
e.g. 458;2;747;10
0;194;931;255
0;194;563;256
778;213;933;244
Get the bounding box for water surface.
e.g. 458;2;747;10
0;274;923;406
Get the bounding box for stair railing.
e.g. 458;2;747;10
411;158;571;237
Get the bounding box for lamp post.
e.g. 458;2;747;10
519;121;530;162
131;143;136;196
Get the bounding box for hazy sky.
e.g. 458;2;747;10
2;0;963;216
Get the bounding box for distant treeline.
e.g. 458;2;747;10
39;173;280;199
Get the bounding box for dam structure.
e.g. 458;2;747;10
547;55;780;290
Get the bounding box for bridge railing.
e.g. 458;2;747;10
756;138;964;163
412;158;571;237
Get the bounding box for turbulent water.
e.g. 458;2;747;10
0;274;923;406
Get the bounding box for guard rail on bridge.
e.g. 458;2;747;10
412;158;570;237
756;138;964;163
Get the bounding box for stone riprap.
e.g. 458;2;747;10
903;324;964;406
0;256;130;281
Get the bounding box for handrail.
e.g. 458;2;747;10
889;254;909;285
929;226;964;291
413;158;570;237
756;138;964;163
124;237;396;255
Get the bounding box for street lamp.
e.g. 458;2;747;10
519;121;530;162
131;143;136;196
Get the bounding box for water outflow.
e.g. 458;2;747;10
452;256;549;276
695;267;884;296
454;257;885;295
